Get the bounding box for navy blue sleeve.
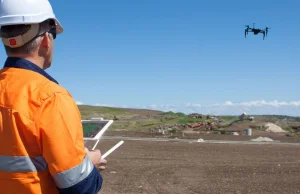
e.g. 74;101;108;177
57;166;103;194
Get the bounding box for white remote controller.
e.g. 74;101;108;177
102;140;124;159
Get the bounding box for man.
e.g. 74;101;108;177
0;0;106;193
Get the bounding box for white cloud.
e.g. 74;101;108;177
220;100;300;107
291;101;300;106
185;103;202;107
224;101;234;106
95;103;118;107
142;100;300;116
150;104;157;109
76;101;84;105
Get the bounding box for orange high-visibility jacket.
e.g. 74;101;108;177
0;57;102;194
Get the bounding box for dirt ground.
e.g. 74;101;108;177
105;130;300;143
86;138;300;194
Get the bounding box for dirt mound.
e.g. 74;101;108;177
264;123;286;133
251;136;274;142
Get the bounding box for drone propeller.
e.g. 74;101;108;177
265;27;271;35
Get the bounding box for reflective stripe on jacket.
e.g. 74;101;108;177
0;57;102;194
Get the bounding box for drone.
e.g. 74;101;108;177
245;23;270;40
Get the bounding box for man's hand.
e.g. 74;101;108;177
85;147;107;171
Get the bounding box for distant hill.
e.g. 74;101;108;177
78;105;299;120
77;105;300;135
78;105;162;120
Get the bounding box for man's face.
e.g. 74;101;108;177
41;21;56;70
42;31;55;70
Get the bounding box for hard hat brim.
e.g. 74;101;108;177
53;18;63;34
0;15;63;34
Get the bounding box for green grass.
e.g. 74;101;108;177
283;126;300;133
78;105;136;120
109;121;144;131
283;126;300;137
220;116;239;123
249;125;267;131
160;111;186;117
78;105;128;113
177;117;205;124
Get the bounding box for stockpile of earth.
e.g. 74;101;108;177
251;136;274;142
264;123;286;133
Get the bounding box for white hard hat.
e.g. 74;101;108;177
0;0;63;33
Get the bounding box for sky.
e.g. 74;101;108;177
1;0;299;116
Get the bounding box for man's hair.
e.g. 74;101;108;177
0;20;53;55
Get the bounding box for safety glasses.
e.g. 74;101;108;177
47;28;56;39
38;19;57;40
47;19;57;39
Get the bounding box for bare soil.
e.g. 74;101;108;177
104;130;300;143
89;138;300;194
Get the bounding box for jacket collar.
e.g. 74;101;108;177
3;57;59;84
